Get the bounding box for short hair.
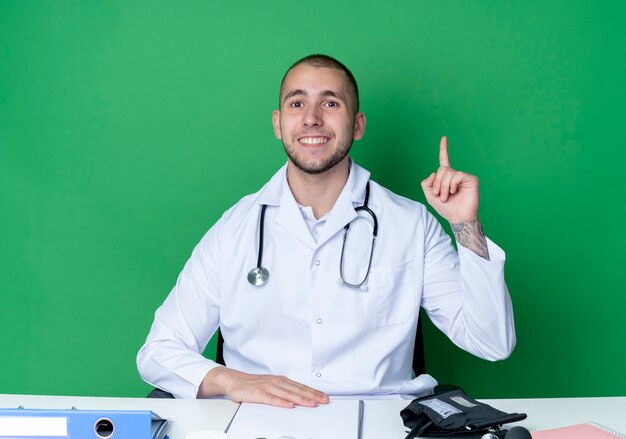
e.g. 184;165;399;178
279;54;360;114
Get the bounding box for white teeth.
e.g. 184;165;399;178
299;137;327;145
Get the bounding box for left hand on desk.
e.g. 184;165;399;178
421;136;480;224
202;366;329;408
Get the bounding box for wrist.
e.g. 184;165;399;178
198;365;231;398
448;214;478;226
451;219;490;261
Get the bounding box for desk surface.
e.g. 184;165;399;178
0;393;239;438
1;393;625;438
364;397;626;438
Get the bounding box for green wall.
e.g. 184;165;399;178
1;1;624;399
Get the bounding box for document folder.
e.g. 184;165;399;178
0;407;167;439
226;399;363;439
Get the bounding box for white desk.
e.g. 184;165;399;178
0;394;238;438
1;394;625;438
363;397;626;438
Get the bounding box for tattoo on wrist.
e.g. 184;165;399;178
451;219;490;261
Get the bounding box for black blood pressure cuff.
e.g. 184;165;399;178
400;388;527;438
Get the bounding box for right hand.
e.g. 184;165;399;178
198;366;329;408
420;136;480;224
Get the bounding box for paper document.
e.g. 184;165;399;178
226;399;363;439
532;421;626;438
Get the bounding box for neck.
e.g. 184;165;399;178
286;158;350;219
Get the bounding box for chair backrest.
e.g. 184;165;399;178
413;315;426;376
215;328;225;366
147;316;426;398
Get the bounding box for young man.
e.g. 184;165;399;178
137;54;515;408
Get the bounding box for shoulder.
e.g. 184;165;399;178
221;192;261;222
217;164;286;226
192;190;262;261
367;179;443;240
191;166;283;257
369;180;428;216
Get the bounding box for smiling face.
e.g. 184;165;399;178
272;64;366;175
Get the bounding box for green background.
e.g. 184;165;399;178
1;1;624;399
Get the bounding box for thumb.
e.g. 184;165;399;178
421;172;436;191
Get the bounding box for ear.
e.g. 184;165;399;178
272;110;282;140
353;112;366;140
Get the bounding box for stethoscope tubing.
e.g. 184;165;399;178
248;182;377;288
257;204;268;269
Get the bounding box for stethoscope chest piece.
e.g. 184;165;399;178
247;266;269;286
248;204;270;287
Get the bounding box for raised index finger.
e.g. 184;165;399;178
439;136;451;168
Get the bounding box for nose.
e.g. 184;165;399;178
303;105;322;127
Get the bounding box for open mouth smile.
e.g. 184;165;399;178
298;136;329;145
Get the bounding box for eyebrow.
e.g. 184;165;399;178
282;89;346;105
321;90;343;100
283;89;307;103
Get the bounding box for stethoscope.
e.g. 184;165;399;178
247;182;378;289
